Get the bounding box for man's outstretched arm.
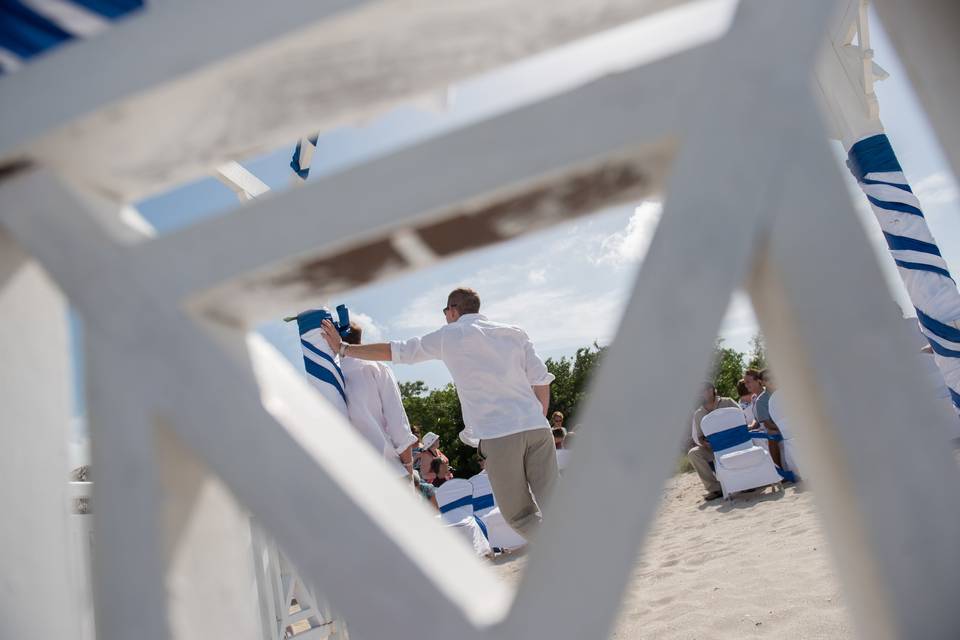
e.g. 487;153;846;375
321;320;392;360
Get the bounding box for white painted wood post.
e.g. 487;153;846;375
156;422;264;640
0;230;81;639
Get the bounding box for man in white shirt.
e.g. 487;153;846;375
321;288;558;539
339;322;418;478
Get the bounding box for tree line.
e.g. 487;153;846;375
399;335;766;478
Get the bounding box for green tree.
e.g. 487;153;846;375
747;333;767;370
711;339;745;400
544;343;606;428
399;381;479;477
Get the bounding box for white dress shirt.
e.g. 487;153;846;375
341;358;417;476
390;314;554;442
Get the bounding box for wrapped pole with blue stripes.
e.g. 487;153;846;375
287;305;352;416
847;135;960;414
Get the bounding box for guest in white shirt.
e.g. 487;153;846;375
321;287;558;539
340;321;418;479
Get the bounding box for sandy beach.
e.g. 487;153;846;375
494;472;855;639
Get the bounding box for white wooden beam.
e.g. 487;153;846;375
872;0;960;179
0;231;81;640
750;117;960;638
138;48;702;325
1;0;697;201
504;2;846;638
0;170;507;640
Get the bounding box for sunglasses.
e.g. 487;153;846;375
442;303;458;313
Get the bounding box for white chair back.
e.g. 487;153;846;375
700;407;753;455
469;472;495;516
436;479;474;524
700;407;782;497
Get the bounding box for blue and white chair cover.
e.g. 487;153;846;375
469;471;495;516
443;514;493;558
292;306;351;417
469;471;525;552
436;478;473;524
700;407;784;498
768;392;802;480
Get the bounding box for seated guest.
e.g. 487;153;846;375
743;368;764;428
429;456;453;488
550;411;565;432
552;427;568;450
753;369;784;468
737;379;756;425
413;470;439;508
688;382;739;501
418;432;448;484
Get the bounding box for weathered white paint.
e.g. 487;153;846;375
0;0;694;201
1;0;959;638
0;231;81;639
873;0;960;179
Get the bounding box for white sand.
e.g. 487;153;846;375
494;472;855;639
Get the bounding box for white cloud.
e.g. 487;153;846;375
593;201;663;265
528;268;547;284
350;311;385;343
914;171;959;206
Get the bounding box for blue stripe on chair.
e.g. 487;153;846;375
0;1;73;58
862;177;911;192
473;494;495;512
895;260;953;280
302;357;347;404
917;308;960;344
950;388;960;411
474;515;488;540
300;339;344;384
847;134;902;181
867;195;924;218
883;232;942;256
439;495;473;514
925;337;960;359
70;0;143;19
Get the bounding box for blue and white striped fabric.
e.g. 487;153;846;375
848;134;960;414
0;0;143;74
293;306;351;417
290;135;318;181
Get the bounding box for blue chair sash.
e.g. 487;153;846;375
439;495;473;514
473;494;495;512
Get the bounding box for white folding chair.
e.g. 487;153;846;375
769;391;802;479
469;472;525;552
700;407;783;498
435;478;474;524
556;448;572;472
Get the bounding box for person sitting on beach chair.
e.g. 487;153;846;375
688;382;739;501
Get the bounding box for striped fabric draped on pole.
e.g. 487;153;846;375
0;0;143;73
293;306;352;417
848;133;960;414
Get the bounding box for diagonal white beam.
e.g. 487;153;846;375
137;48;710;325
1;0;698;201
872;0;960;179
0;170;505;640
750;120;960;638
502;1;846;638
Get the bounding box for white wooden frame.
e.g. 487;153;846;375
1;1;959;639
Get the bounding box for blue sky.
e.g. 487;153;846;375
69;2;959;461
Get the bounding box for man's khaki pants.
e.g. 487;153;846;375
688;445;721;493
480;428;559;540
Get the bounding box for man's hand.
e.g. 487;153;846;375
321;319;342;353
